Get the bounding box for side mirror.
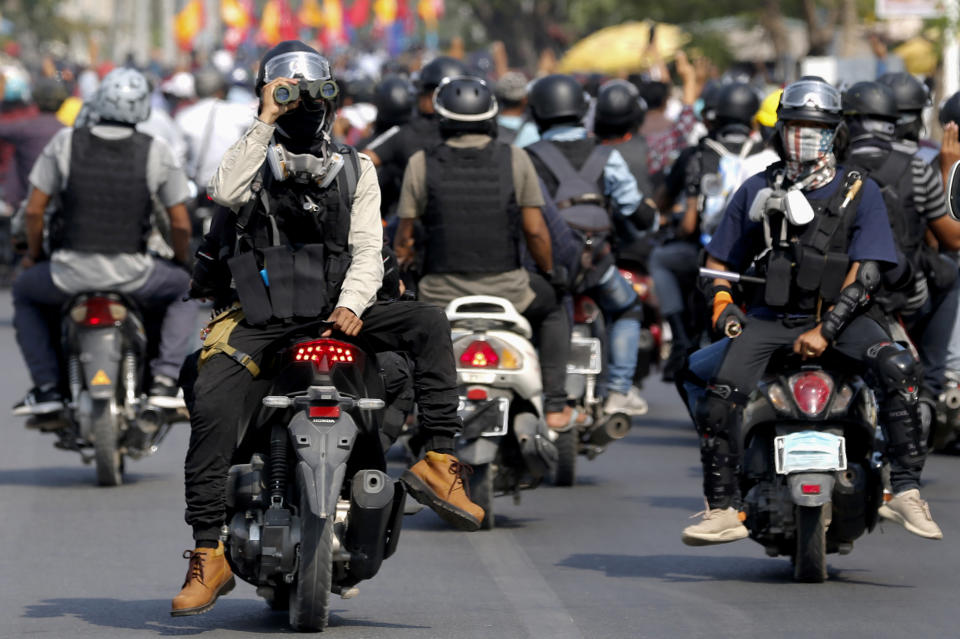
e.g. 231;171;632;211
949;160;960;221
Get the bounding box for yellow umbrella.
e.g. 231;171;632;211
892;36;938;76
558;21;689;75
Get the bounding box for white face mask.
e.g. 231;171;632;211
781;124;836;164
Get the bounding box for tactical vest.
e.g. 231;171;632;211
609;134;653;196
228;146;360;326
756;165;866;313
526;138;613;232
57;127;152;254
422;141;520;274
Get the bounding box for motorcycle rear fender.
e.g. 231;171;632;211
73;328;124;400
288;411;358;518
787;473;836;507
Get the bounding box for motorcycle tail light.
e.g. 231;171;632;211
459;340;499;368
309;405;340;419
789;371;834;416
70;296;127;326
829;385;854;416
574;296;601;324
294;339;356;373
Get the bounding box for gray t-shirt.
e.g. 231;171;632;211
29;125;191;294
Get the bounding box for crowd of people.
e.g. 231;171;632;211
3;34;960;618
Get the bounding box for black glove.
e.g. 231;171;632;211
545;265;569;300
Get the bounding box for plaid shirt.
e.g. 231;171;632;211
646;104;697;176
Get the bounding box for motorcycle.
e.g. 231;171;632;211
30;292;183;486
931;370;960;451
222;320;405;631
446;296;558;529
738;350;884;582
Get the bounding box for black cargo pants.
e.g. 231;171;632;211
182;300;460;543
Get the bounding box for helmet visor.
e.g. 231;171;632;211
263;51;331;83
780;81;841;113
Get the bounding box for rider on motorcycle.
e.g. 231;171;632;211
13;67;194;414
525;73;656;416
393;75;572;429
841;81;960;427
171;41;484;616
682;78;943;545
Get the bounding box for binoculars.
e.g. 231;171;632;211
272;78;339;106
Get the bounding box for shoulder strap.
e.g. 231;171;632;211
338;145;360;210
806;169;864;254
871;150;912;190
579;145;613;185
235;162;267;232
526;140;583;184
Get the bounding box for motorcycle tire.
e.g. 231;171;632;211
794;505;827;583
470;463;495;530
92;398;124;487
289;487;333;631
553;429;578;487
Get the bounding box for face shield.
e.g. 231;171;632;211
264;51;338;112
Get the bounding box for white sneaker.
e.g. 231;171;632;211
682;506;749;546
878;489;943;539
604;386;648;416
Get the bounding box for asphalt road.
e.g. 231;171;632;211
2;290;958;639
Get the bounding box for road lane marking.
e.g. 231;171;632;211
468;529;584;639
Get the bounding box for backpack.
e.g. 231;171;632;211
526;140;613;233
698;137;757;235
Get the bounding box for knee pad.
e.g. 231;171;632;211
865;341;920;400
695;391;742;505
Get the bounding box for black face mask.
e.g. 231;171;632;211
275;106;327;154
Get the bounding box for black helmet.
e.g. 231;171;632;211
374;75;414;128
343;75;376;104
698;80;722;124
842;81;898;121
528;74;586;127
878;72;930;113
417;56;468;93
940;92;960;127
32;76;68;113
594;79;646;136
715;82;760;126
433;76;498;136
777;78;843;126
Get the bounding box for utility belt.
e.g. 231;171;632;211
198;304;261;377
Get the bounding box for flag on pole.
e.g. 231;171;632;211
298;0;325;28
174;0;205;51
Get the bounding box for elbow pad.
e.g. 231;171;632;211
628;198;658;230
820;261;880;342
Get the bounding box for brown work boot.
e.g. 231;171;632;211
170;542;236;616
401;451;484;531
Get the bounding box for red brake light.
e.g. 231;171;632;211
309;405;340;419
295;339;356;373
574;296;600;324
459;340;499;368
801;484;821;495
466;388;488;401
791;372;833;416
70;297;127;326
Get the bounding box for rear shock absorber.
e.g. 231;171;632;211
68;355;82;403
269;425;288;506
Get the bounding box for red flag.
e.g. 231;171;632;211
348;0;371;28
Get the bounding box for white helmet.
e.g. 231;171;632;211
94;68;151;124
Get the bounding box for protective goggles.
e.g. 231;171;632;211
779;81;842;113
264;51;339;102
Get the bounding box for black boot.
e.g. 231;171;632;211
662;313;690;383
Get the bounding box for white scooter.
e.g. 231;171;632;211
446;296;559;529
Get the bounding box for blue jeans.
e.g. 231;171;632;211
593;265;642;394
682;338;730;417
912;276;960;394
648;241;700;317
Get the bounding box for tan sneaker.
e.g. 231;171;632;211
681;506;749;546
401;452;484;531
171;542;236;616
878;489;943;540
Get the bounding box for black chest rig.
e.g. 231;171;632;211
228;146;360;326
422;141;520;275
757;165;865;314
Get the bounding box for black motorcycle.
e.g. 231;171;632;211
739;351;884;582
31;292;181;486
222;321;405;632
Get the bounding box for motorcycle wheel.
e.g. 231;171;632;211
289;489;333;631
470;463;495;530
92;398;124;487
553;429;578;487
794;505;827;583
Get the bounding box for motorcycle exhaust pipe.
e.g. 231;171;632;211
587;414;632;447
344;469;399;581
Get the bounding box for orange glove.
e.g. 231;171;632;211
711;290;734;328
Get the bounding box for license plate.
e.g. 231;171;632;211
775;431;847;475
567;336;602;375
457;397;509;437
